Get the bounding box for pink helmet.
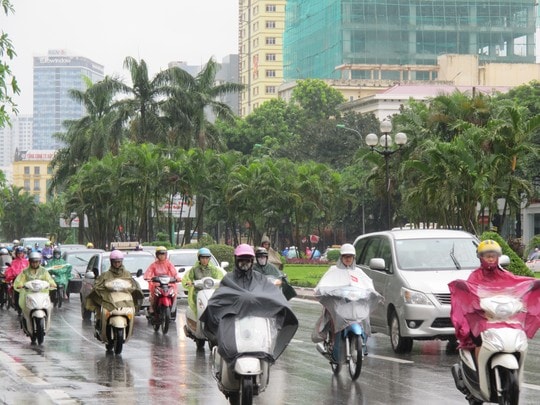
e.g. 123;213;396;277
110;250;124;260
234;244;255;257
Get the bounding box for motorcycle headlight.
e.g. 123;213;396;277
401;288;433;306
203;278;215;289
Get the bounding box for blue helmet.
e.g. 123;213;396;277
198;247;211;260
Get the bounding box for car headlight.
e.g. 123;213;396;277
401;288;434;306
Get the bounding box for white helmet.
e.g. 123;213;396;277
340;243;355;256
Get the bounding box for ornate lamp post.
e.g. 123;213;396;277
365;120;408;229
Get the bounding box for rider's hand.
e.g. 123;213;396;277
274;279;282;286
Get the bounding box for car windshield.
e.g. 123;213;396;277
66;252;96;267
395;238;479;271
101;254;155;275
169;251;219;267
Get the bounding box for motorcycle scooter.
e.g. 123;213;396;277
47;263;72;308
450;277;540;405
148;275;177;334
19;279;53;345
94;278;137;355
314;284;381;380
201;277;298;405
184;276;220;349
0;264;8;309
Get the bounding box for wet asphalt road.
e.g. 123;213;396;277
0;296;539;405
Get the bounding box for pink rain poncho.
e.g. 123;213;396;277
449;264;540;349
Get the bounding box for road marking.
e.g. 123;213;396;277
288;339;414;364
0;351;48;385
523;382;540;391
44;389;78;404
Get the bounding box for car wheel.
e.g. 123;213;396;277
389;311;413;354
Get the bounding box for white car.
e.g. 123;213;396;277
167;249;228;294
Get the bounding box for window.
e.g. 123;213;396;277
266;37;276;45
34;166;40;175
266;4;276;12
253;38;259;48
24;166;30;175
265;86;276;94
253;22;259;31
266;70;276;77
266;53;276;61
24;179;30;191
266;21;276;29
253;87;259;96
34;179;40;191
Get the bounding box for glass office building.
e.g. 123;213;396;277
284;0;536;80
33;50;104;150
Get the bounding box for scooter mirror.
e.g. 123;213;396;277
499;254;510;268
136;269;143;277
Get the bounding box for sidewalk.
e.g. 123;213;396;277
293;287;316;301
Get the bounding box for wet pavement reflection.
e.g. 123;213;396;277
0;297;539;404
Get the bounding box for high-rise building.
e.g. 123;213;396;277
0;114;33;182
215;54;240;117
284;0;536;81
33;49;104;150
238;1;286;117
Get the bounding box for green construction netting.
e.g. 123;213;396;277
284;0;536;81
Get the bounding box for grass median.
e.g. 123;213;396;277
283;263;329;288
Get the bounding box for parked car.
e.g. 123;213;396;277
61;248;104;296
526;251;540;273
80;250;155;320
352;229;480;353
167;248;228;295
58;244;87;251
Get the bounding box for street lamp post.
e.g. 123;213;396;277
365;120;408;230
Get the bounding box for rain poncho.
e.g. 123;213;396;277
200;266;298;363
14;265;57;308
85;265;143;312
45;258;72;287
312;258;382;342
449;264;540;349
5;257;28;283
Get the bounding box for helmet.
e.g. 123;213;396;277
0;248;8;255
53;248;62;256
87;242;94;248
15;246;25;254
28;252;42;262
340;243;356;256
155;246;168;255
261;236;271;244
45;241;52;247
234;244;255;258
477;240;502;257
198;247;212;259
12;239;19;245
110;250;124;261
255;247;268;257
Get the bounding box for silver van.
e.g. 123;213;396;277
353;229;479;353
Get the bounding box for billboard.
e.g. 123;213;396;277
158;195;196;218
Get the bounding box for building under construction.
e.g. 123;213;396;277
283;0;536;81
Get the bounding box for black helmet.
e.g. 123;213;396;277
53;248;62;257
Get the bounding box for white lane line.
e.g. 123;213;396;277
523;382;540;391
289;339;414;364
44;389;78;404
0;351;48;385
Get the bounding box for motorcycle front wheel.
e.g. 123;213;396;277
240;376;254;405
113;327;124;355
495;367;519;405
34;317;45;345
348;334;363;380
57;285;64;308
162;306;171;334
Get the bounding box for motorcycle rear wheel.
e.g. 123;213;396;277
496;367;519;405
348;334;363;380
57;286;64;308
35;317;45;345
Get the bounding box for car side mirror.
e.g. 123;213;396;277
221;261;229;269
499;254;510;268
369;258;387;271
136;269;143;277
85;271;96;280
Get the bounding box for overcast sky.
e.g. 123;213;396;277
1;0;238;115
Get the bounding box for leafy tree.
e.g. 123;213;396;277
291;78;345;120
0;0;19;126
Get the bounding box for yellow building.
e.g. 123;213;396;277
239;0;286;117
12;150;55;203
